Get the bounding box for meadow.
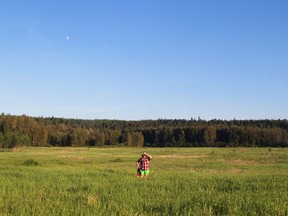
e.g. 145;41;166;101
0;147;287;216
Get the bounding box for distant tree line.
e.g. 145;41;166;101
1;113;288;148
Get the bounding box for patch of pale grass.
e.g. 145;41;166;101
60;156;93;161
157;155;206;159
87;195;100;207
231;159;259;165
217;159;258;165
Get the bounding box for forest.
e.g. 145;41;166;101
0;113;288;148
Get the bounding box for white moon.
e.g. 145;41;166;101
65;36;70;40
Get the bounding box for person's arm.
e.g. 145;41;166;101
136;158;140;166
146;154;152;160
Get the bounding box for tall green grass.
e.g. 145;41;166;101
0;147;287;215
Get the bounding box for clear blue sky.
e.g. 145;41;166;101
1;0;287;120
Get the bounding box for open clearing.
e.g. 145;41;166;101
0;147;287;215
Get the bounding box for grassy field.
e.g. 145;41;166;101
0;147;288;216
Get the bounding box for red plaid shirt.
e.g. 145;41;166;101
137;157;151;170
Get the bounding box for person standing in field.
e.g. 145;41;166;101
136;152;152;177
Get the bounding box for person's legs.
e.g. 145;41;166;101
140;169;144;177
140;169;150;177
137;168;141;177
